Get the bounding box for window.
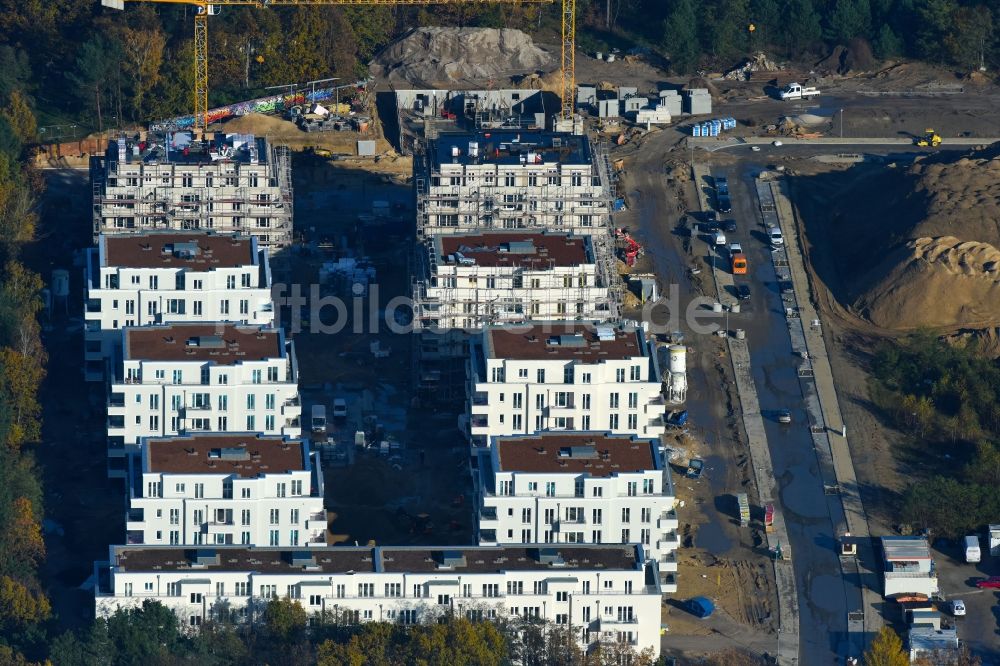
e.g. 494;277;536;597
276;483;286;498
627;482;637;497
536;369;545;383
240;300;249;315
268;367;279;382
521;507;531;524
172;370;182;384
628;414;637;429
630;365;641;380
241;487;251;498
518;368;528;378
385;583;401;597
437;594;451;605
609;414;619;429
512;393;522;408
242;509;251;525
643;479;655;494
628;392;638;409
246;415;255;430
556;614;568;625
483;584;499;597
260;584;277;599
290;529;299;546
292;480;303;496
246;394;256;410
309;594;323;606
592;529;603;542
169;530;179;544
622;507;631;522
235;582;249;596
609;393;619;409
513;414;522;429
593;508;603;523
270;509;279;525
252;369;262;384
290;509;299;524
545;482;556;497
269;530;279;546
169;509;180;525
621;529;630;544
194;483;204;499
616;368;626;382
265;415;274;430
507;580;523;595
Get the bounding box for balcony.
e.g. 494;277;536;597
85;300;102;314
479;506;498;522
108;393;126;408
126;531;144;545
185;403;212;411
657;509;679;531
659;571;678;593
659;551;678;573
471;392;489;406
306;511;328;531
479;529;497;544
657;531;681;552
307;535;327;546
126;508;144;528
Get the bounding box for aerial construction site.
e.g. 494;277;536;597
10;0;1000;663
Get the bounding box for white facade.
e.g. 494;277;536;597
127;434;325;548
476;432;678;593
413;232;612;330
92;133;293;250
881;536;939;598
417;132;608;237
107;323;300;478
84;232;274;382
95;543;662;657
467;323;666;447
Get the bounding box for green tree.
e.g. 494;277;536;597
0;47;31;102
825;0;873;42
781;0;823;53
914;0;957;60
944;5;992;69
864;626;909;666
2;91;36;145
873;24;904;58
264;596;308;643
751;0;783;50
67;35;121;132
661;0;700;73
104;601;186;666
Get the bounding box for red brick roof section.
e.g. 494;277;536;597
438;233;590;268
124;324;281;365
486;323;644;362
103;232;254;268
495;433;657;477
145;434;305;477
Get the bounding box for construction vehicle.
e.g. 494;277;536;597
916;128;942;147
779;82;820;100
615;228;643;267
101;0;574;132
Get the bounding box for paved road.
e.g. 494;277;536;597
718;163;853;663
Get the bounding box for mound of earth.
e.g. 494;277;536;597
821;145;1000;331
370;27;552;85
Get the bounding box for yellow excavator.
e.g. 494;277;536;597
916;128;942;147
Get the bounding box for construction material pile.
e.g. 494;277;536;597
370;28;553;85
724;52;779;80
827;145;1000;331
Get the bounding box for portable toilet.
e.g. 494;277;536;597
709;122;720;137
691;124;701;137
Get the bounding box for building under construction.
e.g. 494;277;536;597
412;130;621;404
412;231;615;330
91;132;293;251
415;131;610;237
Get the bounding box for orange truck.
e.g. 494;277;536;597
731;252;748;275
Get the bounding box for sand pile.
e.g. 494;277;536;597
827;145;1000;331
857;237;1000;329
370;28;553;85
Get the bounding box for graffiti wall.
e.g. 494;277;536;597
150;81;366;131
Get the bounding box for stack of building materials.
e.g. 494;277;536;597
683;88;712;115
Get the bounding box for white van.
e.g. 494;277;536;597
311;405;327;433
965;535;981;563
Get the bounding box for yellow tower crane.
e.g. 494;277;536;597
101;0;576;130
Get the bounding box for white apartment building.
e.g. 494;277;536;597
91;132;293;250
106;323;300;478
84;232;274;382
126;434;325;549
881;536;939;598
476;432;678;593
466;323;666;448
94;543;662;656
413;231;614;330
416;131;609;237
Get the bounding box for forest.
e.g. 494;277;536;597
871;333;1000;539
0;0;997;132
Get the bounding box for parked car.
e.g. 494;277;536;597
952;599;966;616
712;231;727;246
714;176;729;196
769;227;784;247
332;398;348;419
777;409;792;424
717;194;732;214
728;242;743;255
976;576;1000;589
723;219;738;233
736;284;751;300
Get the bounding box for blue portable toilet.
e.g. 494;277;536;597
687;597;716;618
727;117;737;130
691;124;701;137
709;122;720;137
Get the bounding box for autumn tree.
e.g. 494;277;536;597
2;90;36;145
864;626;909;666
264;596;308;643
117;26;166;119
0;575;51;628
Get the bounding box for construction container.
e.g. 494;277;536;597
658;92;682;117
597;99;619;118
624;97;645;113
990;525;1000;556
